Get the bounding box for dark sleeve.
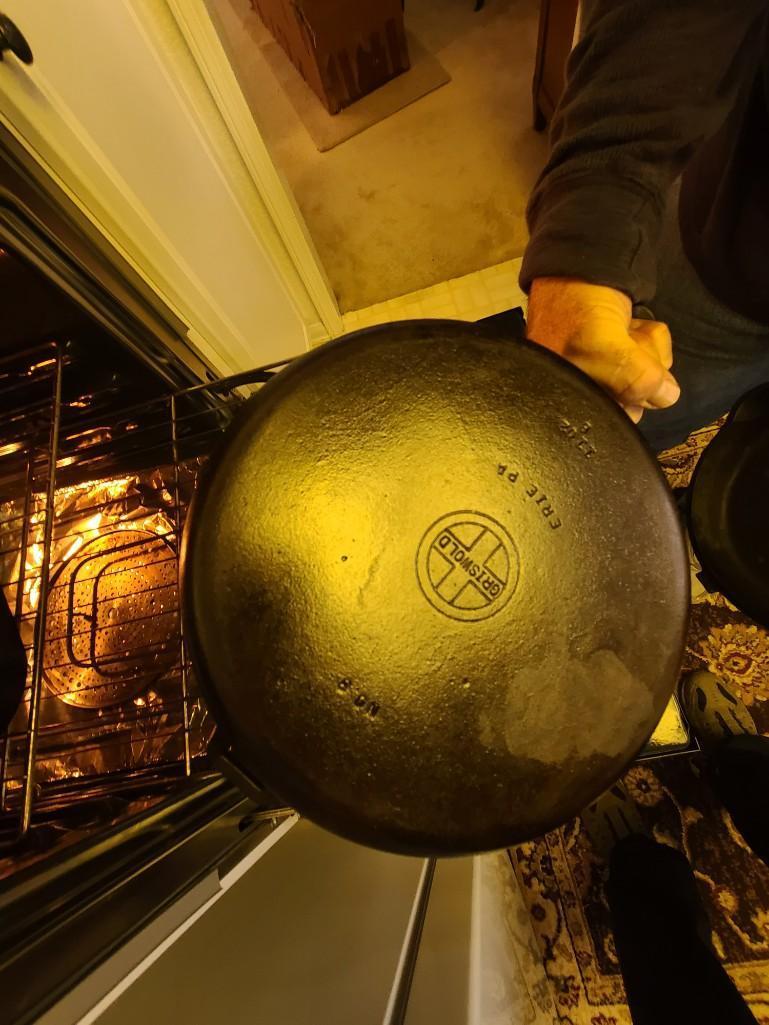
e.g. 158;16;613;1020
519;0;767;302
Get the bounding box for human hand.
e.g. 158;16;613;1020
526;277;680;423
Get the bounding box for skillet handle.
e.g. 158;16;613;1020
729;383;769;425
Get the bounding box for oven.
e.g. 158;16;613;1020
0;126;445;1025
0;121;295;1021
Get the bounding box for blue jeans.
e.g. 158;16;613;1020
637;190;769;454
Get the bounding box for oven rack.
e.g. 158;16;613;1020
0;342;286;841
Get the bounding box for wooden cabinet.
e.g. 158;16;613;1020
251;0;410;114
532;0;579;130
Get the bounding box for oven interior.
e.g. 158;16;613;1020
0;240;283;882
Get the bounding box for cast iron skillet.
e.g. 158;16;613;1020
181;320;690;855
688;383;769;628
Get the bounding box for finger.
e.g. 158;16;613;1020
607;342;680;409
623;404;644;423
646;369;680;409
629;319;673;369
632;334;674;409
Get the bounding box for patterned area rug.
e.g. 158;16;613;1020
511;420;769;1025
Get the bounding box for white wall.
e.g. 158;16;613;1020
0;0;319;374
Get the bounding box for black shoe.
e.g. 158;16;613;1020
581;781;647;862
680;670;757;753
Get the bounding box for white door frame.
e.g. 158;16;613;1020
165;0;343;342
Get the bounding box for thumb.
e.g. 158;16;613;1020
610;336;680;410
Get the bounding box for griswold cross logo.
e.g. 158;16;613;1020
416;511;518;621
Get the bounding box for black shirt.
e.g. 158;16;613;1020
520;0;769;324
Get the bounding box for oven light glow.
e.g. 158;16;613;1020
68;427;111;446
18;481;174;622
26;358;56;375
60;512;105;563
23;542;46;610
0;441;23;457
61;535;84;563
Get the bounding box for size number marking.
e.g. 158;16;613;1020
337;678;380;719
559;418;596;458
497;465;563;530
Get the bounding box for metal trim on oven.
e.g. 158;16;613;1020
0;775;293;1025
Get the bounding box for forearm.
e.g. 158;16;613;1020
521;0;767;301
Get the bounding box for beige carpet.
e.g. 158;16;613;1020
210;0;548;312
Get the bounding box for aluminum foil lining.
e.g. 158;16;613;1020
0;466;214;797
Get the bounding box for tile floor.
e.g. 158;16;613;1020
339;256;528;336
